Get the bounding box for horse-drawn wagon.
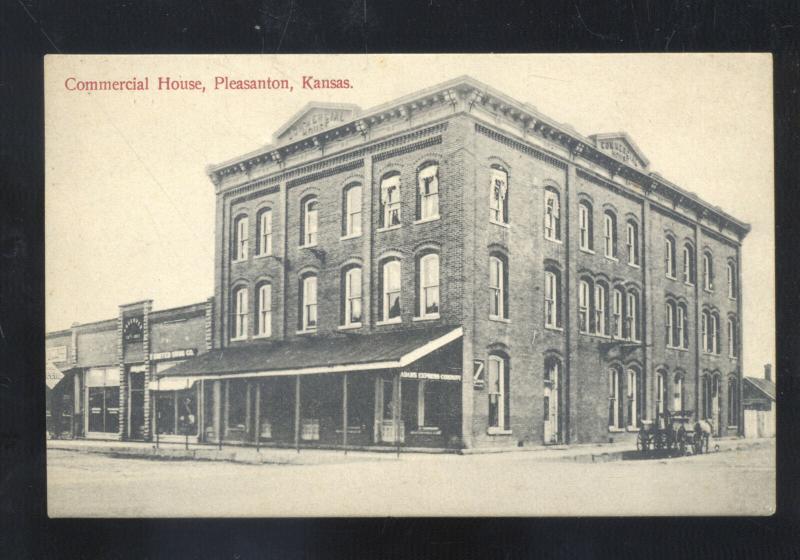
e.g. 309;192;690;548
636;411;711;456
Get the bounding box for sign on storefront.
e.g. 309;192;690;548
473;360;485;389
46;345;68;363
46;361;65;389
400;371;460;381
149;348;197;361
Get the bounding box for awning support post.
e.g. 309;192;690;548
395;372;401;459
294;376;301;453
155;375;160;449
342;373;348;455
255;382;261;453
184;378;190;451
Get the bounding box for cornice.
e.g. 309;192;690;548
206;75;750;239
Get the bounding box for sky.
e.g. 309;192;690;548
45;54;774;377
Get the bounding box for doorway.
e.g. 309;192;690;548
374;375;404;444
543;357;562;444
128;367;146;440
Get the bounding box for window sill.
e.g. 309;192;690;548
544;325;564;332
486;427;512;435
626;426;640;432
728;296;737;302
666;274;677;281
545;236;562;244
254;253;274;260
727;425;738;430
340;233;362;241
296;329;317;335
410;427;442;436
253;333;272;340
667;346;690;353
377;225;402;233
605;255;619;262
704;288;714;293
230;336;248;342
414;215;441;225
579;247;595;255
231;258;248;265
413;314;440;322
376;318;402;326
628;263;640;269
338;323;362;331
489;220;511;229
608;427;625;433
685;281;695;287
489;316;510;324
300;243;318;250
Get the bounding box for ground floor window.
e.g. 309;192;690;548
85;367;120;434
156;389;197;436
608;366;623;430
488;354;510;431
728;377;739;426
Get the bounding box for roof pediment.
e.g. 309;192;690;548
273;102;362;144
590;132;649;170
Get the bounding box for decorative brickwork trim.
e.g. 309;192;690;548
205;297;215;352
142;301;152;441
373;136;443;163
475;123;567;170
286;159;364;190
116;313;125;441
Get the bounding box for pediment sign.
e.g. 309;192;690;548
592;134;649;170
275;103;361;144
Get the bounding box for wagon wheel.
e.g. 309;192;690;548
636;430;650;453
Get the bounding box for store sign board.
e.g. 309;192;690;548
123;316;144;342
400;371;460;382
46;345;68;363
473;359;485;389
149;348;197;361
46;361;64;389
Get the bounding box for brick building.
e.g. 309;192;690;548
49;76;749;450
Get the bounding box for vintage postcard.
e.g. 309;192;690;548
45;54;775;517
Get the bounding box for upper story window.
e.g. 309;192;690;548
674;373;685;412
578;279;591;333
256;208;273;257
578;201;593;251
489;166;509;224
727;261;737;299
677;303;688;349
665;235;676;278
703;250;714;291
299;273;318;332
231;286;248;340
417;163;440;221
594;282;608;336
487;353;510;431
300;196;319;247
626;220;639;266
626;289;640;342
544;187;561;241
489;254;508;320
233;215;249;262
341;266;362;327
612;287;624;339
342;183;362;237
544;268;562;329
603;210;617;259
728;316;738;358
702;309;720;354
380;259;402;322
666;300;676;347
683;242;695;285
256;283;272;337
380;173;402;229
417;252;440;319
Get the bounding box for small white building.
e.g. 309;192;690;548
742;365;775;438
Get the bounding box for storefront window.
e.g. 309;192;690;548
156;389;197;436
85;367;119;434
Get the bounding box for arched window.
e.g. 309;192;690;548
256;283;272;337
417;163;440;221
608;366;623;429
626;220;639;266
233;215;249;262
299;273;318;331
231;286;248;340
703;250;714;291
380;259;402;322
578;279;591;333
701;310;710;353
678;303;688;349
613;286;625;339
727;376;739;426
683;242;695;285
417;252;440;319
594;281;608;336
256;208;273;257
544;187;561;241
603;211;617;259
489;166;509;224
673;372;685;412
544;268;561;329
579;201;593;251
702;374;713;419
665;235;676;278
487;353;510;431
656;369;667;416
489;254;508;320
380;173;401;228
342;183;362;237
300;196;319;247
728;316;738;357
727;261;737;299
666;300;676;347
627;367;642;428
341;266;362;327
711;312;720;354
626;289;640;341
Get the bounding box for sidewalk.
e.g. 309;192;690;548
47;436;774;466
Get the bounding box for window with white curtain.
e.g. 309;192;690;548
257;283;272;337
418;253;440;318
380;174;401;228
381;259;401;321
489;167;509;224
418;163;440;220
257;209;272;256
300;275;318;331
343;184;362;236
233;215;249;261
232;286;248;340
342;267;362;326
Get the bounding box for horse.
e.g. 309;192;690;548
693;418;714;454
